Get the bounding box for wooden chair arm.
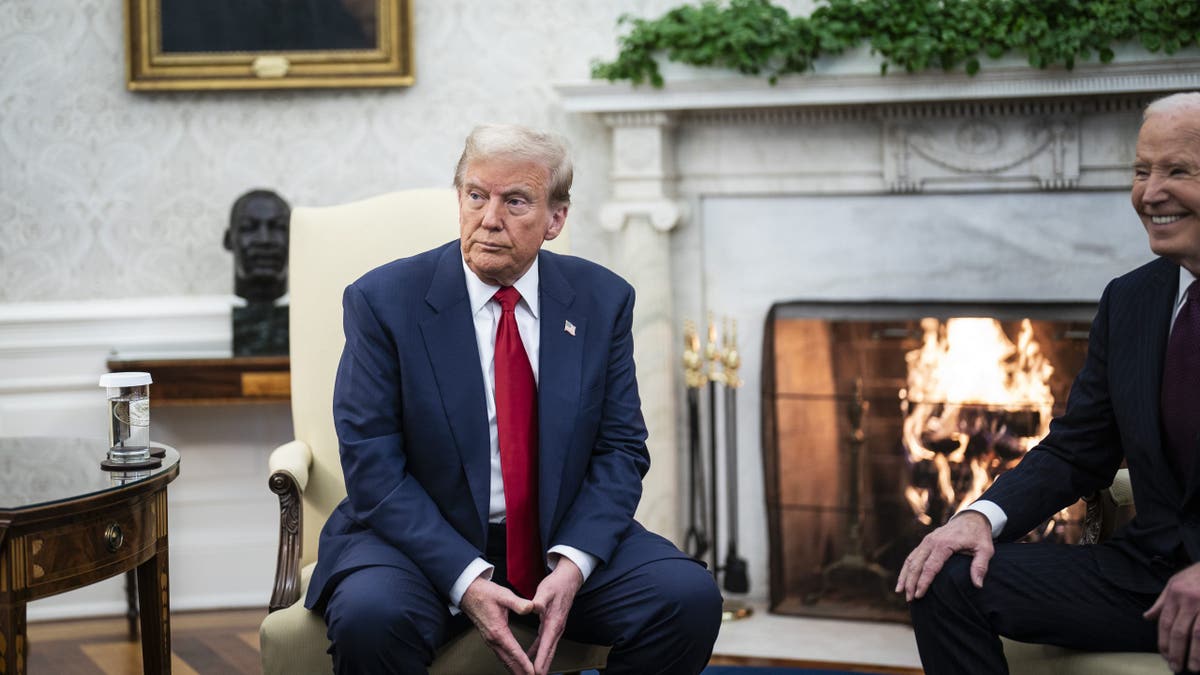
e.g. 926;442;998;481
270;440;313;492
268;440;313;613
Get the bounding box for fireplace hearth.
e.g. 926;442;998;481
761;300;1095;622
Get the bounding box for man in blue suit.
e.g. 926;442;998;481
304;124;722;674
897;92;1200;673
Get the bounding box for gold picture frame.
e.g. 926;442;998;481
125;0;413;91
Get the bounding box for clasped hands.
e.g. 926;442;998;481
460;557;584;675
894;511;1200;673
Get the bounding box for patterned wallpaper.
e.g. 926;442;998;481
0;0;708;302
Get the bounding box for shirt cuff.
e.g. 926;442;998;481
964;500;1007;539
448;557;494;615
547;545;598;582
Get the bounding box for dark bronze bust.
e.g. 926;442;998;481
224;189;290;356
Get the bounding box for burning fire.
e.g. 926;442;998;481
900;318;1055;527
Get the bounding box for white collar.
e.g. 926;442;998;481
1178;265;1198;310
462;255;540;319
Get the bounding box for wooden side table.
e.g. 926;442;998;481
0;437;181;675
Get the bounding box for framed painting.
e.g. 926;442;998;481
124;0;413;91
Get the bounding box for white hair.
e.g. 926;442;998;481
453;124;573;205
1144;92;1200;120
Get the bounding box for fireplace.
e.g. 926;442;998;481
557;50;1200;612
761;301;1094;621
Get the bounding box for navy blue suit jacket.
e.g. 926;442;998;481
305;241;686;611
982;256;1197;592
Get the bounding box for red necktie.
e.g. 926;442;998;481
492;286;542;598
1163;279;1200;479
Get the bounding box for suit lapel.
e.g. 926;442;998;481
419;244;491;537
536;252;586;539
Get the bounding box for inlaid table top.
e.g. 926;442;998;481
0;436;180;512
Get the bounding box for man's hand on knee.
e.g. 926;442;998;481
895;510;994;602
461;577;536;675
527;556;584;675
1145;562;1200;673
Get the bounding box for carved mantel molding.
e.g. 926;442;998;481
599;200;687;233
600;111;685;216
560;54;1200;201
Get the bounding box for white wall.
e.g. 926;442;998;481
4;0;620;298
0;0;817;303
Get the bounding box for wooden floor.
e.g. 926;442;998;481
27;609;266;675
28;608;921;674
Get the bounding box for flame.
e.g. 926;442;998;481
901;318;1055;522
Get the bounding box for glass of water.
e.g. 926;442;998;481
99;372;153;464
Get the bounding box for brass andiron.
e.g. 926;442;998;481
682;320;708;390
804;377;894;608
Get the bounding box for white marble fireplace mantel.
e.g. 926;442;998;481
555;50;1200;603
558;47;1200;112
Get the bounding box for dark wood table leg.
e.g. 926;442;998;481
137;545;171;675
125;569;139;641
1;601;27;675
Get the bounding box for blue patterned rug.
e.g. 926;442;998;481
576;662;859;667
700;662;864;667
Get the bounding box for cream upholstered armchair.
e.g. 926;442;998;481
1001;468;1169;674
259;189;608;675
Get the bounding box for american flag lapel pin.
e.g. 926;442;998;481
564;320;576;336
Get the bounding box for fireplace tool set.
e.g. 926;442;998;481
682;316;751;620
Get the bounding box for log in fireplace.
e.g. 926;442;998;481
761;301;1096;622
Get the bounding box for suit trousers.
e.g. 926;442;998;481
909;542;1191;674
323;525;722;674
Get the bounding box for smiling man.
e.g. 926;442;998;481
897;92;1200;674
303;124;721;675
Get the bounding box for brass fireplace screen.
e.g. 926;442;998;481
761;301;1095;622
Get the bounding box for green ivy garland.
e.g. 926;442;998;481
591;0;1200;86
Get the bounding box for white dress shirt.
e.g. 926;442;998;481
967;265;1200;537
447;257;598;609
